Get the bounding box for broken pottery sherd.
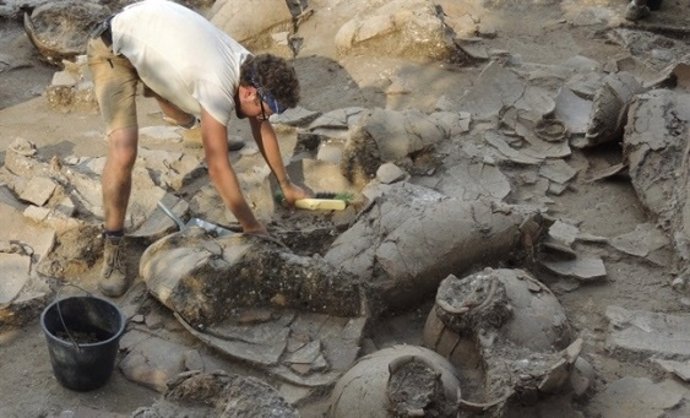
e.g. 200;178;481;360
328;345;462;418
132;370;300;418
583;71;645;147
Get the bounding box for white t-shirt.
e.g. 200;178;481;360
111;0;250;126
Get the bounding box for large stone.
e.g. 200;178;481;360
211;0;292;50
586;377;689;418
334;0;456;62
23;0;111;66
606;305;690;359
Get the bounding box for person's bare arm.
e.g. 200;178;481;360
201;108;267;235
249;117;309;204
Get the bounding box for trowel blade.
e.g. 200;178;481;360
187;218;234;236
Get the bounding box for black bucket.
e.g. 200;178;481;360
40;295;126;391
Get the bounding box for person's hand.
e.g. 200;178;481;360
281;182;310;206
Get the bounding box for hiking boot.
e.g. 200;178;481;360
99;235;129;297
624;1;651;21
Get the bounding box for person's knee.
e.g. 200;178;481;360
107;128;138;169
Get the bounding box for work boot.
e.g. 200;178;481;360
624;1;650;21
99;235;129;297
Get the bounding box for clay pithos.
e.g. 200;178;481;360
328;345;462;418
423;268;578;413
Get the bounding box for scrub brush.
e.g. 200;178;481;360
274;191;353;211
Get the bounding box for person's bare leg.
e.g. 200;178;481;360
154;94;196;127
102;126;138;231
99;126;137;297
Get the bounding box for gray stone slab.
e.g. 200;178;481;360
586;377;688;418
18;176;57;206
610;223;669;258
653;358;690;382
606;305;690;358
0;253;31;304
376;162;406;184
271;106;321;127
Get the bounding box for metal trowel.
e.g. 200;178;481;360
156;201;236;236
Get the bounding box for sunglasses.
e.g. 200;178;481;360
251;72;286;116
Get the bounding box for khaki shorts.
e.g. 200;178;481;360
87;37;139;134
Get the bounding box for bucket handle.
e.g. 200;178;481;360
54;283;96;353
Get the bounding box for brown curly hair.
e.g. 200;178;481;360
239;54;300;110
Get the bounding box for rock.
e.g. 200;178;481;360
610;223;670;260
23;1;111;66
0;253;32;305
606;305;690;359
586;377;688;418
652;358;690;382
271;106;321;127
376;163;405;184
35;224;101;279
128;193;188;242
335;0;456;62
18;176;57;206
328;345;461;418
119;330;194;392
45;55;98;113
211;0;292;50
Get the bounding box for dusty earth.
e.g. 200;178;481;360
1;0;689;417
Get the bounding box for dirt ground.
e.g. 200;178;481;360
1;0;689;417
